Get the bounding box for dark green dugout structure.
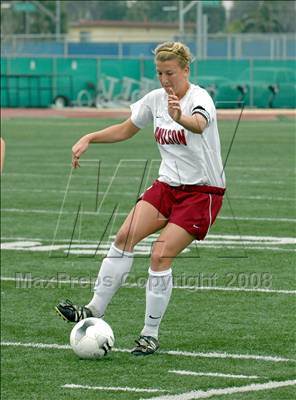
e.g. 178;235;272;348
1;57;295;108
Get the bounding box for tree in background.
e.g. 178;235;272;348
227;0;295;33
203;3;226;34
125;0;225;33
66;0;226;34
66;0;127;21
30;1;67;34
1;0;294;35
1;0;67;35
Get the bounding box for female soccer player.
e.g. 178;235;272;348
56;41;226;356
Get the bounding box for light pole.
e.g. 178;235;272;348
179;1;203;59
31;0;61;39
56;1;61;38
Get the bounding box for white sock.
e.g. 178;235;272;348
86;243;133;317
141;268;173;339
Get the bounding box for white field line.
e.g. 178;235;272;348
2;172;293;185
0;158;292;173
229;166;295;172
60;245;295;254
1;173;142;182
168;370;262;379
1;208;295;223
1;229;295;253
140;380;296;400
1;240;295;253
163;350;295;363
0;164;284;173
1;341;70;350
3;188;295;202
0;162;152;168
218;216;296;223
241;180;293;185
62;384;167;393
1;341;295;363
1;276;295;295
126;284;296;295
230;195;295;202
1;233;295;243
4;188;136;196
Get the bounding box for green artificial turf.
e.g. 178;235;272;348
1;116;295;399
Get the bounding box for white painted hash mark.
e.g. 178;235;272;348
62;384;167;393
168;370;262;379
140;379;296;400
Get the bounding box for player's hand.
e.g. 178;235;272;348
167;88;181;122
71;135;90;168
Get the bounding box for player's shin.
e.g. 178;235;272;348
141;268;173;339
86;243;134;317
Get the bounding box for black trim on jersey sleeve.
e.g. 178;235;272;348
191;106;210;124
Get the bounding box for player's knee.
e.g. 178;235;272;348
114;228;135;252
150;249;167;269
114;229;129;250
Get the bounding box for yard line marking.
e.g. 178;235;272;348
229;166;294;172
163;350;295;362
4;188;135;196
1;276;295;295
1;341;295;363
2;173;142;181
1;233;296;243
128;284;296;294
167;286;296;294
0;208;125;216
230;195;295;201
66;247;294;254
241;180;292;185
1;241;295;253
62;384;167;393
168;370;262;379
3;172;293;185
141;380;296;400
189;245;295;252
218;216;296;223
2;208;295;223
208;234;295;241
1;341;70;350
0;157;292;172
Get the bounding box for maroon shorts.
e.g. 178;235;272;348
140;180;225;240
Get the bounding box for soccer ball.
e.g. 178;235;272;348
70;317;114;359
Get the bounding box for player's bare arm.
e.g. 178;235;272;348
167;88;207;134
72;118;139;168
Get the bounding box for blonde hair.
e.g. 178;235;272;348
153;41;193;69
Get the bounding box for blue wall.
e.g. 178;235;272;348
2;39;296;58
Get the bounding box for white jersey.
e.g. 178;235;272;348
130;83;226;188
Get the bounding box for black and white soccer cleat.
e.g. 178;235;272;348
131;335;159;356
55;299;92;323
